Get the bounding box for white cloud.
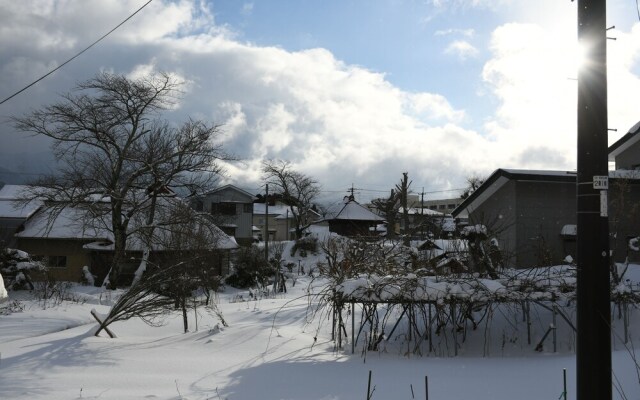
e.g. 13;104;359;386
2;1;640;203
434;28;475;37
480;17;640;171
481;22;578;168
444;40;479;60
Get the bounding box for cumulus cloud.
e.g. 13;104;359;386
1;0;640;204
481;23;578;168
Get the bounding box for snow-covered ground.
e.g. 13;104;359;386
1;259;639;399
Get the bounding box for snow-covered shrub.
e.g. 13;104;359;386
32;278;74;308
290;236;318;257
0;299;24;315
0;248;46;290
226;246;273;288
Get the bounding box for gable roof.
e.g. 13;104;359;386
0;184;42;219
16;197;238;251
16;206;109;240
331;199;385;222
608;120;640;161
204;184;256;201
452;169;577;218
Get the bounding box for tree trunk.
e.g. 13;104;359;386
182;298;188;333
108;226;127;289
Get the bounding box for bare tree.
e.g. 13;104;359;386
396;172;412;246
12;72;233;288
460;175;486;199
371;190;399;239
262;160;321;240
93;202;231;336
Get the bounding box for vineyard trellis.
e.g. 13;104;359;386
306;236;640;357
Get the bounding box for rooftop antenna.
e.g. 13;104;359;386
347;184;361;201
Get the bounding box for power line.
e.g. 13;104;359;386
0;0;154;106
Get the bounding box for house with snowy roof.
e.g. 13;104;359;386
452;121;640;268
0;184;40;247
253;201;321;241
327;196;385;238
193;184;255;246
15;196;238;285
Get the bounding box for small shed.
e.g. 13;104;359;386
327;196;385;238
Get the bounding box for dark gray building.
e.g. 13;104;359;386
453;121;640;267
452;169;577;267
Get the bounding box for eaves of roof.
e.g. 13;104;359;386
608;120;640;161
204;184;256;200
451;169;577;218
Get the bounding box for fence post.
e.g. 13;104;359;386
425;375;429;400
367;370;372;400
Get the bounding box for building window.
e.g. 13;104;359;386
48;255;67;268
243;203;253;213
438;204;447;210
447;204;456;209
211;202;237;215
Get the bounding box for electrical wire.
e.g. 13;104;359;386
0;0;154;106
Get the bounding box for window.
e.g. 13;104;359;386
447;204;456;209
48;255;67;268
243;203;253;213
211;202;237;215
438;204;447;210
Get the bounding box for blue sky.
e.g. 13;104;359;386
1;1;640;204
211;0;498;123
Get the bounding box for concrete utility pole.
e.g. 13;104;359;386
265;183;269;262
576;1;611;399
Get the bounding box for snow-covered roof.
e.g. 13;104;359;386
0;185;41;219
0;184;29;200
16;198;239;251
82;227;239;252
0;200;40;219
332;199;385;222
398;207;443;216
16;206;109;240
253;203;291;216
